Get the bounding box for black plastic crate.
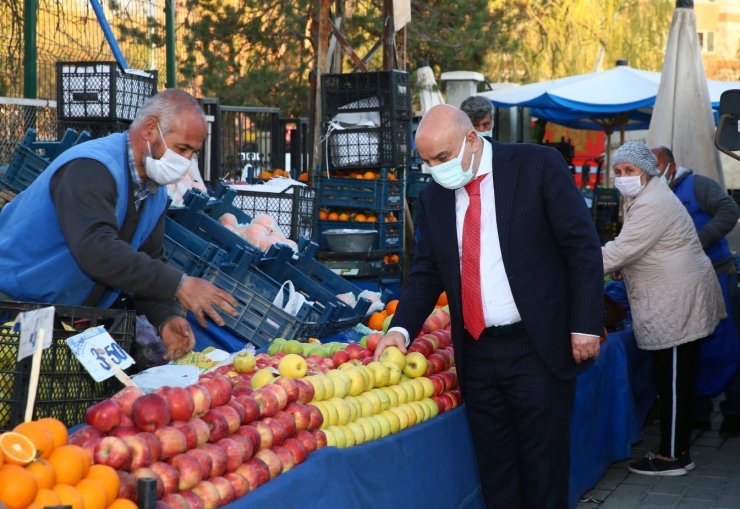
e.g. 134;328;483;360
58;120;130;139
0;303;135;430
219;182;317;241
322;71;411;122
319;176;404;210
57;61;157;122
325;122;410;170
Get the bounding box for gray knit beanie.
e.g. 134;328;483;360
611;141;659;176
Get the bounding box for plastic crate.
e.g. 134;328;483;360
56;61;157;122
322;71;411;122
0;303;135;430
319;176;404;210
317;219;402;251
407;170;432;199
58;120;130;139
325;122;410;170
214;182;317;241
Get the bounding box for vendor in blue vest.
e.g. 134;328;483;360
652;146;740;439
0;89;236;361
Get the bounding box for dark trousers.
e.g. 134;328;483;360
461;325;575;509
653;340;701;458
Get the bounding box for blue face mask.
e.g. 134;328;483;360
429;136;475;190
477;130;493;138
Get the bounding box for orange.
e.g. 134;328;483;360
14;421;55;460
386;299;399;314
436;291;448;307
76;478;108;509
363;171;377;180
86;464;120;505
258;170;273;179
26;458;56;489
354;213;367;222
387;172;397;181
0;464;38;509
327;211;339;220
0;445;3;465
0;431;37;465
298;172;309;182
367;214;378;223
49;445;87;485
34;487;61;506
385;214;397;223
27;504;43;509
37;418;68;449
319;209;328;220
338;212;349;221
390;254;399;264
367;311;388;331
108;498;139;509
53;484;84;509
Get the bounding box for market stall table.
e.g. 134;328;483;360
219;327;654;509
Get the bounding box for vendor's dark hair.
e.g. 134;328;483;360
460;96;493;123
653;146;675;164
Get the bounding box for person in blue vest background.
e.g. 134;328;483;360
0;89;236;362
652;146;740;439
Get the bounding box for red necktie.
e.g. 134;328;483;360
462;176;486;340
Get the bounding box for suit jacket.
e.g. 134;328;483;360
392;140;604;384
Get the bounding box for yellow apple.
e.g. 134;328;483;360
344;395;361;421
410;401;427;422
338;425;356;448
347;422;366;445
278;353;308;378
367;361;390;387
251;367;277;389
363;390;383;414
382;361;403;385
389;406;409;430
232;351;256;374
408;379;426;401
328;397;351;425
326;370;351;398
324;426;338;447
379;346;407;370
345;367;367;397
399;403;418;427
356;394;375;417
418;377;435;399
422;397;440;418
370;388;392;411
373;414;392;438
327;425;346;448
381;386;400;408
355;417;375;442
403;352;428;379
381;410;401;433
399;380;417;402
389;384;408;404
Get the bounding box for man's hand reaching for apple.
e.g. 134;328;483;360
372;331;407;362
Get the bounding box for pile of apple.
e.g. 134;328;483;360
70;372;326;509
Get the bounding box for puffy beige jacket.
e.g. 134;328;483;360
602;177;725;350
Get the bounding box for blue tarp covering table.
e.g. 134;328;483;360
220;327;654;509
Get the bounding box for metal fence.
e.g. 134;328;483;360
0;97;58;166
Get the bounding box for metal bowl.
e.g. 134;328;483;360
322;229;378;253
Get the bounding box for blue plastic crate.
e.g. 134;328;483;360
0;145;49;194
317;219;402;251
319;176;404;210
407;170;432;199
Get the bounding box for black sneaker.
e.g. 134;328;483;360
719;415;740;439
628;453;687;476
678;451;695;471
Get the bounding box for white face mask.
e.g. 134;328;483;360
477;130;493;138
614;175;644;197
658;163;672;186
429;136;475;190
145;123;196;185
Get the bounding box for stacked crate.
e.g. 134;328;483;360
319;71;411;281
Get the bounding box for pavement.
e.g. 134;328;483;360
576;403;740;509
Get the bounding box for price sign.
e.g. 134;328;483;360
17;307;55;361
66;326;135;382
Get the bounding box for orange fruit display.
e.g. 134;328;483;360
26;458;56;489
37;417;68;449
49;445;87;486
0;464;38;509
0;431;37;465
108;498;139;509
76;478;108;509
86;464;120;505
14;421;55;460
53;484;84;509
367;310;388;331
33;487;61;506
386;299;399;314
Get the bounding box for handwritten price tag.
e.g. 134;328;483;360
66;326;134;382
17;307;55;361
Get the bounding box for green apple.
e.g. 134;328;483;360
381;410;401;433
251;367;276;389
327;342;344;354
232;351;256;373
382;313;394;334
382;361;403;385
403;352;428;379
267;341;284;356
367;362;390;388
379;346;407;370
278;353;308;378
359;335;368;348
283;339;303;354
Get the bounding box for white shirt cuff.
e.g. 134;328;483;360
573;332;601;338
387;326;411;347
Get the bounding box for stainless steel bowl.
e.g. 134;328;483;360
322;229;377;253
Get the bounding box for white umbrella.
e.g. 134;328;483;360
415;61;445;115
647;0;725;188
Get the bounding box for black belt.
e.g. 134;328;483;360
478;321;526;338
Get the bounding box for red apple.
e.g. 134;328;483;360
232;384;253;400
68;425;103;446
80;438;101;464
431;395;448;414
132;467;164;499
192;480;221;509
284;402;311;432
131;393;171;432
272;445;294;473
250;421;274;450
137;432;162;464
226;398;246;423
85;399;122;432
254;448;282;479
262;417;288;446
160;386;195;421
427;354;446;375
274;411;297;437
215;437;245;473
236;459;270;490
294;430;317;453
365;333;383;353
186;416;210;446
282;437;309;465
440;392;455;411
116;469;137;501
150;461;180;496
187;447;213;479
332;350;350;367
122;434;153;469
235;395;261;424
312;429;327;449
154;425;188;460
112;386;145;417
212;405;241;434
202;409;229;442
161;493;190;509
210;476;237;506
186;384;212;416
199;375;232;407
273;377;300;403
261;384;289;410
170;452;203;491
180;490;205;509
228;433;254;461
109;425;138;439
295;379;315;404
224;472;251;498
171;420;198;450
252;389;280;418
198;443;228;477
94;436;132;470
345;343;364;360
429;375;445;396
306;404;323;430
236;425;261;451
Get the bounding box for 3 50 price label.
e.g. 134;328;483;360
66;326;135;382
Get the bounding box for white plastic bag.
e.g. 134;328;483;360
273;280;312;316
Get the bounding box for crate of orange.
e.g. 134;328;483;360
0;303;134;431
319;174;404;210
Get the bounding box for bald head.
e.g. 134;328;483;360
417;105;474;142
415;104;482;176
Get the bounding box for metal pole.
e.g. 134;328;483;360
23;0;37;99
165;0;176;88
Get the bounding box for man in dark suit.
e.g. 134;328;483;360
374;105;604;508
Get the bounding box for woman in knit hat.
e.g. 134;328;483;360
602;141;725;476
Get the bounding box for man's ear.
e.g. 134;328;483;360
142;116;159;143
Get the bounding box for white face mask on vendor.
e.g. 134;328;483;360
145;123;197;185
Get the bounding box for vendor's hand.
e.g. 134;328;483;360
372;331;407;362
160;316;196;361
571;333;600;364
175;276;238;327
